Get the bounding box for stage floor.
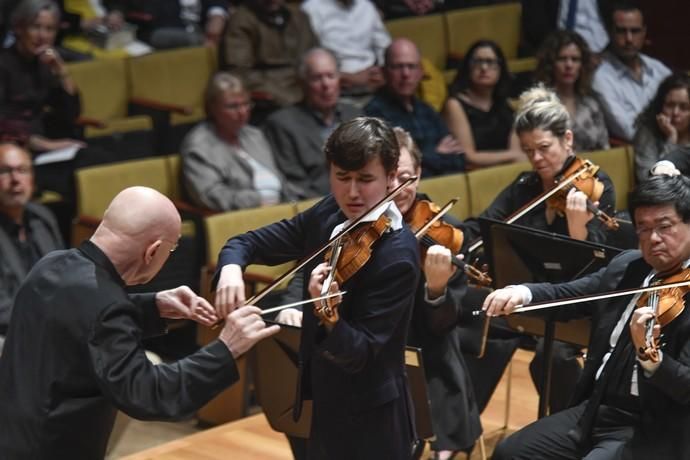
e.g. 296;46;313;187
116;349;539;460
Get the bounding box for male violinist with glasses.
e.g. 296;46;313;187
214;117;420;459
484;173;690;459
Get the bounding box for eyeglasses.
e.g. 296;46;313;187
555;56;582;64
635;220;682;240
223;101;254;111
0;165;32;177
162;239;179;253
386;63;419;72
469;58;499;69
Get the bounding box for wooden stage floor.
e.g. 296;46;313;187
118;349;539;460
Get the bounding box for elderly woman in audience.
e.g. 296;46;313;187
442;40;526;169
0;0;83;153
534;30;609;153
633;73;690;182
181;72;297;212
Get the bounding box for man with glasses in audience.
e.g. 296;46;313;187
592;0;670;142
0;142;63;354
365;38;465;177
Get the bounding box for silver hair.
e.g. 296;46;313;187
11;0;60;30
297;47;339;81
514;84;572;137
204;72;246;120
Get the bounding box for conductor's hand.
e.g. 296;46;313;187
275;308;303;327
482;286;527;317
215;264;246;317
219;306;280;359
156;286;219;326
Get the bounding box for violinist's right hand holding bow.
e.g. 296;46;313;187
482;285;532;317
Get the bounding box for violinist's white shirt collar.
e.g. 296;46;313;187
330;202;404;239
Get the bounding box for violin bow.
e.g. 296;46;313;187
260;291;347;316
472;278;690;316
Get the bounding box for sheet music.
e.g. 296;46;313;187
33;145;80;165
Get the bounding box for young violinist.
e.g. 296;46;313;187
392;128;482;460
462;85;617;414
214;117;420;459
484;173;690;459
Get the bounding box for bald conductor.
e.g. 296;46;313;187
0;186;279;459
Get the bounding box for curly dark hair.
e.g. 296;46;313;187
534;30;595;97
324;117;399;174
635;73;690;139
449;40;512;104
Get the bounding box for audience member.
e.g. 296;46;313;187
522;0;609;55
535;30;609;152
220;0;317;107
365;38;464;177
125;0;229;49
0;0;82;154
301;0;388;97
263;48;361;199
181;72;297;212
443;40;525;169
633;74;690;182
0;186;279;458
374;0;441;19
0;143;63;354
592;1;671;142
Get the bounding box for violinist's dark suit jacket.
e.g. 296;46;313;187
0;241;239;459
405;194;481;452
407;262;482;452
217;195;420;460
523;250;690;459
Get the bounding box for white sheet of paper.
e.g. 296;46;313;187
33;145;80;166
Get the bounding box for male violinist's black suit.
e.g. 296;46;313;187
494;250;690;459
217;195;420;460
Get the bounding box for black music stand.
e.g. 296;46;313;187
478;217;622;417
253;323;434;453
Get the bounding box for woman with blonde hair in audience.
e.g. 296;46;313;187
181;72;298;212
633;73;690;182
534;30;609;153
442;40;526;169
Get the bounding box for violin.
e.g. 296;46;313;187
317;213;392;325
546;157;619;231
636;267;690;362
405;198;492;286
